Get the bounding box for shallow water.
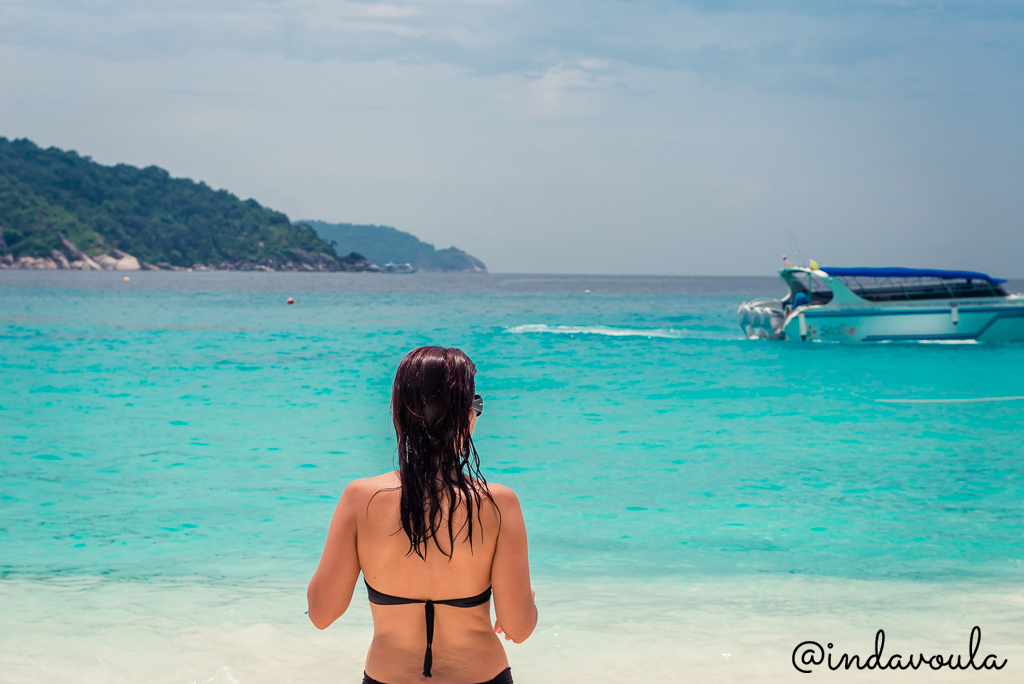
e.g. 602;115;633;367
2;577;1020;683
2;271;1023;681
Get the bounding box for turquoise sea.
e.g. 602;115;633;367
2;270;1023;683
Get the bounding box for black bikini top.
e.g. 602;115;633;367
365;579;492;678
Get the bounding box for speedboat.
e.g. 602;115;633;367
738;265;1024;342
382;262;417;274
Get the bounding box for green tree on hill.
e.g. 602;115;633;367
0;137;337;266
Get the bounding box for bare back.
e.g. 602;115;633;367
307;471;536;684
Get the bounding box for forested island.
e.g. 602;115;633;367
0;137;486;272
301;221;486;273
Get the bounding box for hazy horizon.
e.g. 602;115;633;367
2;1;1022;277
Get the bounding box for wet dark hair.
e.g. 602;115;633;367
391;346;493;559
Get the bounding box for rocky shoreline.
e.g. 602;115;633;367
0;238;383;273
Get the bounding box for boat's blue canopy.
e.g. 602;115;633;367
820;267;1005;284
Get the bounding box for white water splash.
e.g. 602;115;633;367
505;324;689;339
876;395;1024;404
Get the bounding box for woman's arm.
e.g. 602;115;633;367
489;485;538;643
306;481;363;629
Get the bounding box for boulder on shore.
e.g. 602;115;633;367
93;254;119;269
114;255;141;270
50;249;71;269
0;238;386;273
60;237;86;262
10;256;58;269
59;238;103;269
338;252;381;272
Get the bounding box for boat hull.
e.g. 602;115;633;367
781;302;1024;342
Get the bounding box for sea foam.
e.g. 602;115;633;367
506;324;691;339
1;576;1020;683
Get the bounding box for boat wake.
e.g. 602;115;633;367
505;324;690;339
876;395;1024;404
885;339;980;345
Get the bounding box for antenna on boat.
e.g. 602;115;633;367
787;230;806;268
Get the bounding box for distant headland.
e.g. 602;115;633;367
299;220;486;274
0;137;486;273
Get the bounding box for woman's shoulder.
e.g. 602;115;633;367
483;481;520;504
340;474;521;511
339;471;400;505
353;470;400;488
481;481;525;521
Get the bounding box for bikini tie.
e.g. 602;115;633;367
423;600;434;677
364;580;491;678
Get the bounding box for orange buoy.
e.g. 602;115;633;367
123;276;130;282
287;297;295;304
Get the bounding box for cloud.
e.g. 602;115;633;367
0;1;505;61
2;1;1024;274
364;3;421;19
3;1;1021;94
514;59;616;118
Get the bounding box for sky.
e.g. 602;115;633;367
1;1;1023;275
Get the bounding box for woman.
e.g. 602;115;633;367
308;346;537;684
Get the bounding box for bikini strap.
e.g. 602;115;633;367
364;580;491;607
365;581;422;606
435;586;492;608
364;580;492;678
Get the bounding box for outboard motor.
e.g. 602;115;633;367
736;298;785;339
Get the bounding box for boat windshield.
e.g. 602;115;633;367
830;275;1006;302
787;272;833;305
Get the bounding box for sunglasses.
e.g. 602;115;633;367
472;394;484;417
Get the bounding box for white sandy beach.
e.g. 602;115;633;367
1;575;1020;683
